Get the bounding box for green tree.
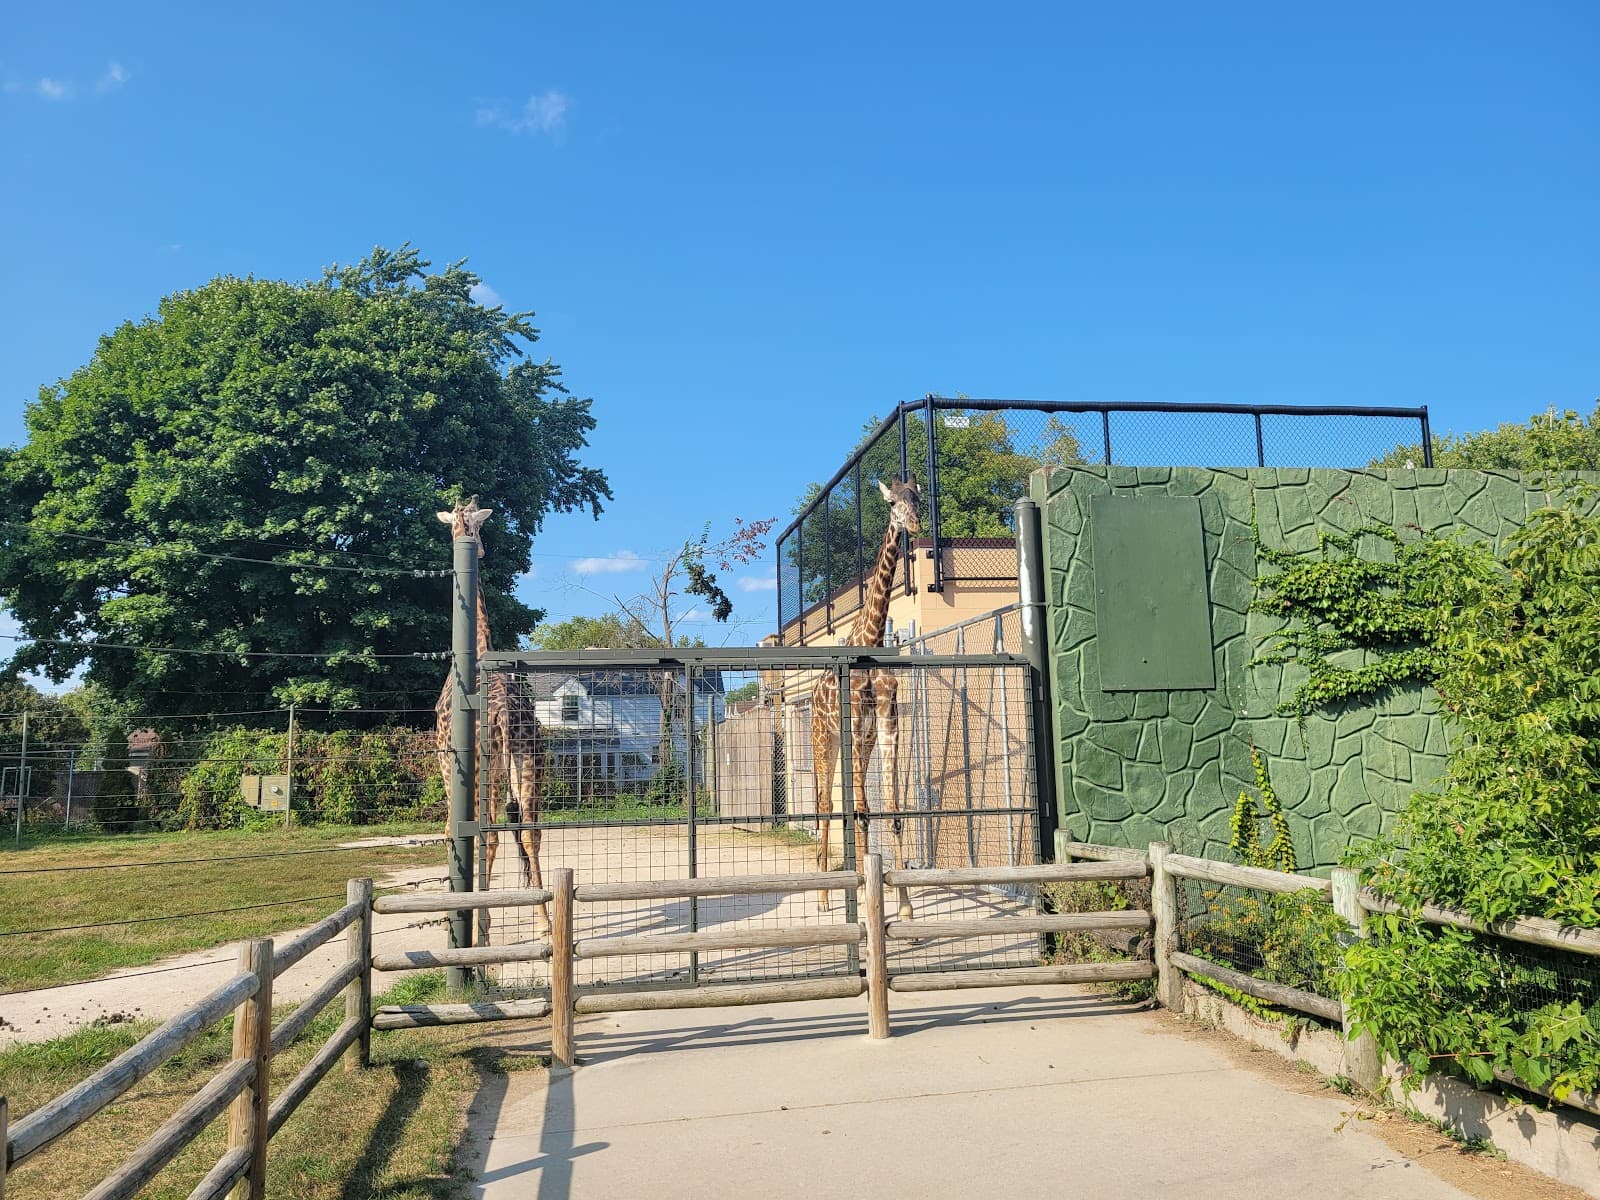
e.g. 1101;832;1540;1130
0;246;610;717
1373;404;1600;470
527;613;661;651
790;405;1085;603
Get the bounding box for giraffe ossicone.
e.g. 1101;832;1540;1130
810;475;920;923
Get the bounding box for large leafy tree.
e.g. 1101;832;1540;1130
1374;404;1600;470
0;246;610;717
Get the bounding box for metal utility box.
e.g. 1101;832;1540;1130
241;774;291;812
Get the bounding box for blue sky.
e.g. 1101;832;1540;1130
2;2;1595;646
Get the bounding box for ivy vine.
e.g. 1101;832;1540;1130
1249;506;1446;720
1229;745;1296;872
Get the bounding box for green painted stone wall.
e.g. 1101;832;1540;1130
1032;465;1599;868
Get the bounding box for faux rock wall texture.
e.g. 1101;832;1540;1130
1032;465;1597;868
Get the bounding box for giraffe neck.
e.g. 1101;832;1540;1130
476;592;495;658
847;521;902;646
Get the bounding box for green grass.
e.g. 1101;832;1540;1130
0;824;446;991
0;972;516;1199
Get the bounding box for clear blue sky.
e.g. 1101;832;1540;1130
2;2;1595;645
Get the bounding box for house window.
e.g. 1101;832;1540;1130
561;695;579;723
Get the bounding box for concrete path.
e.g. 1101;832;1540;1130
462;986;1475;1200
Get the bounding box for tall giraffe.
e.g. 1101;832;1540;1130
811;476;921;921
434;498;549;935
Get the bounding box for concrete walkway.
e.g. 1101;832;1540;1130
462;986;1476;1200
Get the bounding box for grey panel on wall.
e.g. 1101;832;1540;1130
1089;495;1215;691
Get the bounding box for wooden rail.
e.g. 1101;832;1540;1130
372;887;552;915
1164;853;1332;897
1360;890;1600;956
575;870;860;903
3;880;372;1200
885;860;1147;887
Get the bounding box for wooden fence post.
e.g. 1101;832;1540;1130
345;878;373;1072
1330;867;1382;1093
550;869;575;1070
228;939;272;1200
1149;843;1183;1013
864;853;890;1039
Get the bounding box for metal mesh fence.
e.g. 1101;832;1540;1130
476;656;1042;994
776;399;1431;642
0;709;447;838
1175;878;1345;1008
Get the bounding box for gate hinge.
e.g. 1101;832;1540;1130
452;821;480;838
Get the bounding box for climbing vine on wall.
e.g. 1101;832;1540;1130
1250;510;1452;719
1228;746;1295;872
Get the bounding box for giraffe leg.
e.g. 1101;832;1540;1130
877;673;912;922
811;700;837;912
852;688;877;945
510;724;550;938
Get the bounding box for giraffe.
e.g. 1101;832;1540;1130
810;476;921;922
434;498;550;935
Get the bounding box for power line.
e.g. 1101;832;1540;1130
0;520;449;579
0;633;447;661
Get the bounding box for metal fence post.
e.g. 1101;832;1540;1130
2;1093;9;1199
13;712;26;848
1420;406;1434;468
1149;843;1182;1013
1015;498;1059;857
345;878;373;1072
838;663;859;973
922;395;943;593
685;665;699;986
228;938;272;1200
1331;867;1383;1092
449;535;479;990
551;868;576;1070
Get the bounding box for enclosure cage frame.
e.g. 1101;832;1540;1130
775;396;1433;643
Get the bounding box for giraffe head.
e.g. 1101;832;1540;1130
877;476;922;536
436;496;494;557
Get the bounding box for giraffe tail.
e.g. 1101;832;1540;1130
506;795;535;888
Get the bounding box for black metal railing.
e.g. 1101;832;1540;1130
776;397;1432;642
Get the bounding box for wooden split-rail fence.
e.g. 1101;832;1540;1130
14;837;1600;1197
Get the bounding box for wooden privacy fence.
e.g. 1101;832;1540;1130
0;878;372;1200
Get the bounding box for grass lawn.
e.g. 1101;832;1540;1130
0;824;446;992
0;973;536;1199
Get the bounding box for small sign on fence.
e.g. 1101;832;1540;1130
241;773;290;812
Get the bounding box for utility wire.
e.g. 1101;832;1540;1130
0;633;447;661
0;521;449;579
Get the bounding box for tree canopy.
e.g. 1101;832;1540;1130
1374;404;1600;471
0;245;610;717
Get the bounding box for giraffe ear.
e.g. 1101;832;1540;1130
877;479;895;502
436;511;455;525
466;507;494;531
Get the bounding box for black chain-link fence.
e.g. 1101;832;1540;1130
776;398;1432;643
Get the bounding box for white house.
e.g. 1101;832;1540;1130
528;670;724;802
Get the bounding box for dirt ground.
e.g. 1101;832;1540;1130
1169;1015;1590;1200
